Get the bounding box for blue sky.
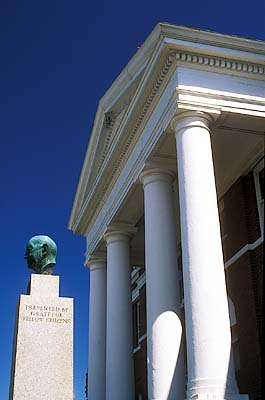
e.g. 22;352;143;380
0;1;264;399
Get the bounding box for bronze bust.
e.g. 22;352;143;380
24;235;57;274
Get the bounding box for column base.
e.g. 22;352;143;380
186;394;249;400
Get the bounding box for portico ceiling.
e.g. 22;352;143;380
92;112;264;262
111;112;264;218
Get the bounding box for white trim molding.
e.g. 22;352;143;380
224;236;264;269
253;158;265;235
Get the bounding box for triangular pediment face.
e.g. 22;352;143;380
83;73;144;202
68;24;165;227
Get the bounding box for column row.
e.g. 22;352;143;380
87;228;135;400
87;111;242;400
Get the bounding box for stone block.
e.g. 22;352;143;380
9;274;73;400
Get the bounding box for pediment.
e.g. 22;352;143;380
70;49;175;233
69;23;265;235
83;75;143;202
68;25;163;231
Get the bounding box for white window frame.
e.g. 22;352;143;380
133;300;142;352
136;301;141;344
228;297;240;371
253;158;264;236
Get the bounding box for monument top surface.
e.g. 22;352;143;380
24;235;57;275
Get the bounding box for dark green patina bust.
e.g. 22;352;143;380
24;235;57;274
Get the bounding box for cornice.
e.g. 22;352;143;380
99;25;161;111
174;51;265;76
160;23;265;55
68;104;105;230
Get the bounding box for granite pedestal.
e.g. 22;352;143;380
9;274;73;400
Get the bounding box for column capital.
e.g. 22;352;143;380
85;252;107;269
170;111;215;135
139;161;176;188
104;223;137;244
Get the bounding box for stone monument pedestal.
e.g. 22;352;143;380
9;274;73;400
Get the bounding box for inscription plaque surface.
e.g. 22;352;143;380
9;274;73;400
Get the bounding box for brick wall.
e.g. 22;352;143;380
220;173;261;262
222;172;263;400
226;250;262;399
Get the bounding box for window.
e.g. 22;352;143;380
258;167;264;200
136;301;141;344
133;301;141;348
228;297;240;372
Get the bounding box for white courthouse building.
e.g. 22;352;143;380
69;24;264;400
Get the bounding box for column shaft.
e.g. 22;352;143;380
173;111;239;398
87;260;106;400
141;169;185;400
105;230;135;400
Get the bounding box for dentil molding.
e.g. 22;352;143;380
175;51;265;75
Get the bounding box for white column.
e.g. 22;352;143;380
86;256;107;400
171;111;241;399
104;226;135;400
140;168;185;400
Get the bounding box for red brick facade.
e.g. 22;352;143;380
223;171;263;400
